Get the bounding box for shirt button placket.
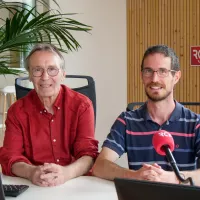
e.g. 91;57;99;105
51;117;59;164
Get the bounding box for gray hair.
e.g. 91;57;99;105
25;43;65;71
141;44;180;71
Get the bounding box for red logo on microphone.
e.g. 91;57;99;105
158;131;172;137
152;130;175;155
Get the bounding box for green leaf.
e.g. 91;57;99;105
0;0;92;75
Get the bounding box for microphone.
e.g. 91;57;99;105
152;130;194;186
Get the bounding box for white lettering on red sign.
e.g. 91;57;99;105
191;46;200;66
193;50;200;62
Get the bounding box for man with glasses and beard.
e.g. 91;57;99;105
0;43;98;187
93;44;200;185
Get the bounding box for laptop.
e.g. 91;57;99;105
0;174;5;200
114;178;200;200
0;173;29;198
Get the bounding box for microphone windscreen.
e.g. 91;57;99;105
152;130;175;155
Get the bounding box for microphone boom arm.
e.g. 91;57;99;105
162;145;194;186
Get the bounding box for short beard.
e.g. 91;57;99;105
145;90;171;102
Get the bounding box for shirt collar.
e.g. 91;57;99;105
138;102;150;121
168;100;183;121
141;100;183;122
53;85;63;109
31;86;63;112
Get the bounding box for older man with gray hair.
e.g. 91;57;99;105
0;43;98;187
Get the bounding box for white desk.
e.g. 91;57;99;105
2;175;118;200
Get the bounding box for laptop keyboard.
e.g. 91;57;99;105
3;184;29;197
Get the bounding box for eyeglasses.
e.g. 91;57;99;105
32;67;59;77
142;68;177;78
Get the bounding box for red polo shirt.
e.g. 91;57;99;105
0;85;98;176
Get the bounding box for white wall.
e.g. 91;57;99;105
50;0;127;167
0;0;128;167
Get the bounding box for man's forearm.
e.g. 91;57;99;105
92;158;135;181
12;162;36;180
63;156;94;181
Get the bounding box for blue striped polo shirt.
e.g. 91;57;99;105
103;101;200;171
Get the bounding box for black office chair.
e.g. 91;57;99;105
126;101;200;169
15;75;96;121
126;102;200;112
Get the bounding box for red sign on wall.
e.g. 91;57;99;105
191;46;200;66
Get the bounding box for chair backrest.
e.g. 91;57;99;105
126;101;200;169
127;102;200;111
15;75;96;121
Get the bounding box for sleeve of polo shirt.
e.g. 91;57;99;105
72;99;98;160
102;112;126;157
0;106;32;176
194;115;200;158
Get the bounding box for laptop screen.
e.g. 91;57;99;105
114;178;200;200
0;174;5;200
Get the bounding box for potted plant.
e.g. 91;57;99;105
0;0;92;75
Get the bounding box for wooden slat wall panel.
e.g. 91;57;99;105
127;0;200;113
